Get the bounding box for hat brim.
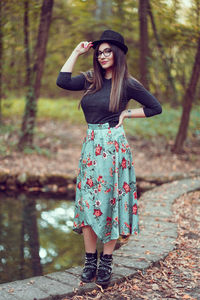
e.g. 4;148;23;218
92;39;128;54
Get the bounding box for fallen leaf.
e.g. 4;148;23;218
132;284;140;290
182;295;192;299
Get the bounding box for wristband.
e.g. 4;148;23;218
127;109;132;118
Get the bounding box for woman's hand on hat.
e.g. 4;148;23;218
74;41;93;56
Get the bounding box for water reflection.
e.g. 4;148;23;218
0;192;86;284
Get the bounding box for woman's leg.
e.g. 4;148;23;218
81;226;98;282
103;239;117;254
82;225;97;253
96;239;117;285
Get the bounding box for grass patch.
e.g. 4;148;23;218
124;103;199;141
2;97;199;140
2;97;85;124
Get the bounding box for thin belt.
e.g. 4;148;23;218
87;121;118;130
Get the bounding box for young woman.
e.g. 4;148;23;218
56;30;162;286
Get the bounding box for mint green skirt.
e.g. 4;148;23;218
73;122;139;243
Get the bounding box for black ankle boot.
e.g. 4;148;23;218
81;250;98;282
96;252;113;285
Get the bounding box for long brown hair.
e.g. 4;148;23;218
78;43;142;112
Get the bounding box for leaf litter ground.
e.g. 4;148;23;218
64;190;200;300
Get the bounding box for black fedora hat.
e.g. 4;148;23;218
92;30;128;54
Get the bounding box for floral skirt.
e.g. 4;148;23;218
73;122;139;243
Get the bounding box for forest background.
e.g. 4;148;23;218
0;0;200;155
0;0;200;288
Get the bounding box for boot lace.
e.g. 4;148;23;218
83;256;97;271
98;257;112;276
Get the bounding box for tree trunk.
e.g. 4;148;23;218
139;0;149;89
19;215;25;279
24;198;43;276
0;0;3;124
148;0;177;103
24;0;31;87
116;0;124;21
18;0;54;150
194;0;200;28
172;34;200;153
95;0;112;20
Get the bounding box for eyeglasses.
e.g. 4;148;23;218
96;48;112;58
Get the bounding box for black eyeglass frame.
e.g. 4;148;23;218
96;48;112;58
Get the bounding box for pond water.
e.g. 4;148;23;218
0;192;99;284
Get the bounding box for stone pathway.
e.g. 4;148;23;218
0;177;199;300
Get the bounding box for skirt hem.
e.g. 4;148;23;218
73;223;140;244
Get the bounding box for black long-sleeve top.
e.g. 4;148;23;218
56;72;162;126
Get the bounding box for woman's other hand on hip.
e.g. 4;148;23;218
115;110;126;128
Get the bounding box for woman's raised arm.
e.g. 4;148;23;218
60;41;93;72
56;41;93;91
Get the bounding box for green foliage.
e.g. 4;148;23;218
2;0;200;103
0;143;7;156
1;0;200;148
125;102;199;140
0;123;19;155
23;145;51;157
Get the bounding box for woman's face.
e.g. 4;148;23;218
97;42;114;70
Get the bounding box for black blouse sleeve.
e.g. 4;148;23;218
56;71;86;91
126;79;162;117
